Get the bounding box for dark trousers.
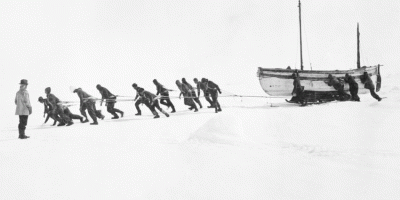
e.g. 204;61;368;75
107;101;123;117
191;91;202;108
210;91;221;112
49;105;71;123
369;88;381;100
64;107;83;121
135;98;143;113
81;101;103;123
18;115;28;130
349;85;360;101
150;100;168;116
204;92;213;106
159;93;176;111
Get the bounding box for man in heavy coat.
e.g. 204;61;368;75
153;79;176;113
138;88;170;119
344;73;360;101
194;78;214;108
96;84;124;119
360;71;382;101
132;83;148;115
15;79;31;139
45;87;73;126
201;78;222;113
71;86;104;125
176;80;198;112
182;78;202;109
326;74;349;101
290;72;304;103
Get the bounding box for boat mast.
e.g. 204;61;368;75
298;0;304;70
357;23;360;69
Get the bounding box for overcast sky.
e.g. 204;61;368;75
1;0;399;125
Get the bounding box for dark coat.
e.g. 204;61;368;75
74;88;95;106
46;93;60;110
155;83;169;95
205;81;221;94
327;75;344;91
141;90;157;104
344;74;358;90
292;77;303;96
361;72;375;90
98;86;116;104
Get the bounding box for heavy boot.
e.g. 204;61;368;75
152;111;160;119
135;111;141;116
82;118;89;123
161;110;170;117
111;114;119;119
119;111;124;118
171;105;176;113
193;105;198;112
66;121;74;126
57;121;66;126
90;120;98;125
18;129;29;139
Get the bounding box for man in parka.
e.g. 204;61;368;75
290;72;304;103
132;83;147;116
194;78;214;108
176;80;198;112
326;74;350;101
96;84;124;119
15;79;31;139
201;78;222;113
360;71;382;101
71;86;105;125
153;79;176;113
344;73;360;101
138;88;170;119
182;78;202;109
45;87;73;126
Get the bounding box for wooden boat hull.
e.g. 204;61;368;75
257;66;380;96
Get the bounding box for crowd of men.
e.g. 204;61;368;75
14;72;382;139
15;78;222;139
290;70;382;103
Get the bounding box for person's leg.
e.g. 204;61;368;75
154;100;169;117
86;102;99;125
107;102;119;119
135;99;142;115
18;115;29;139
369;88;381;101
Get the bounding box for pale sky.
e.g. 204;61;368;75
1;0;399;125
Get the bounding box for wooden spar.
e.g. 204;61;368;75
298;0;304;70
357;23;360;69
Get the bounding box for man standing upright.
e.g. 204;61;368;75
15;79;31;139
96;84;124;119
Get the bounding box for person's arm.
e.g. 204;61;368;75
24;91;32;114
215;83;221;94
156;86;160;95
44;112;51;123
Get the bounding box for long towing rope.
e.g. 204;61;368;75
59;90;288;106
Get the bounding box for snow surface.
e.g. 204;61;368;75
1;0;400;199
2;77;400;199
